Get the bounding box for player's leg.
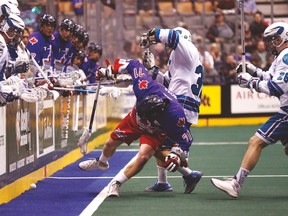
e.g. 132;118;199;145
79;110;138;171
79;137;123;171
145;149;173;192
211;112;287;198
211;135;265;198
108;143;155;197
146;148;203;193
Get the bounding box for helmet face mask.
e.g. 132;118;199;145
263;35;280;55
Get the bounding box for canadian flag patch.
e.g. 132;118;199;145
29;37;38;45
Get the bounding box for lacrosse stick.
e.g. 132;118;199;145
53;86;98;93
19;41;54;89
238;0;246;74
78;80;102;154
61;95;71;139
72;94;80;132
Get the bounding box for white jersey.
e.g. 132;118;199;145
16;45;30;63
257;47;288;113
155;28;203;124
0;34;9;81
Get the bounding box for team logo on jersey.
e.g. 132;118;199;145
29;37;38;45
282;53;288;65
176;117;186;127
138;80;148;90
114;128;127;139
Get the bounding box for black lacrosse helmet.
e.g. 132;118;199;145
82;31;89;47
39;14;56;28
60;18;75;32
136;95;169;120
74;50;86;62
88;42;102;56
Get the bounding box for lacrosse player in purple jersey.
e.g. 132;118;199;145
27;14;56;68
80;42;102;84
139;26;204;192
211;22;288;198
50;18;74;73
79;58;202;197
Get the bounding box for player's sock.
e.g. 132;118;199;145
235;167;250;187
177;166;192;176
157;165;168;183
114;169;129;184
99;153;110;164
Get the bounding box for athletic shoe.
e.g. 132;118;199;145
78;158;109;171
144;181;173;192
183;171;203;194
211;177;240;198
107;181;121;197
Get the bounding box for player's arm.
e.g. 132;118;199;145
236;62;271;80
238;71;288;97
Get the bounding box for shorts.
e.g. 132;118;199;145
256;112;288;146
110;110;166;151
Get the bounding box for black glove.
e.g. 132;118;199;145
15;60;30;74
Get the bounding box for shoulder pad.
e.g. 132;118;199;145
282;53;288;65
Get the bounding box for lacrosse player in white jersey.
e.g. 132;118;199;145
211;22;288;198
140;27;203;193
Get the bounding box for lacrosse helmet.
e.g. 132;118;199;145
2;13;24;40
72;24;85;43
263;22;288;55
9;4;20;15
73;23;84;35
60;18;75;32
74;50;86;63
3;0;19;7
0;4;10;19
173;27;192;42
82;31;89;47
88;42;102;56
0;2;18;24
39;14;56;28
136;95;169;120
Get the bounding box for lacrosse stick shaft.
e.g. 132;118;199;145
88;80;102;132
53;86;97;93
73;95;80;131
20;41;53;87
239;0;246;73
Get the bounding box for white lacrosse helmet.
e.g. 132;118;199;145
263;22;288;55
173;27;192;42
2;13;24;39
3;0;19;7
9;4;20;15
0;3;12;18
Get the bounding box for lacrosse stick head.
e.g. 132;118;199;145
78;127;91;154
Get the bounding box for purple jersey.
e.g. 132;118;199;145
27;31;52;67
50;32;73;72
122;59;193;150
80;58;99;84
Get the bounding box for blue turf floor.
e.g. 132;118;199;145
0;150;137;216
